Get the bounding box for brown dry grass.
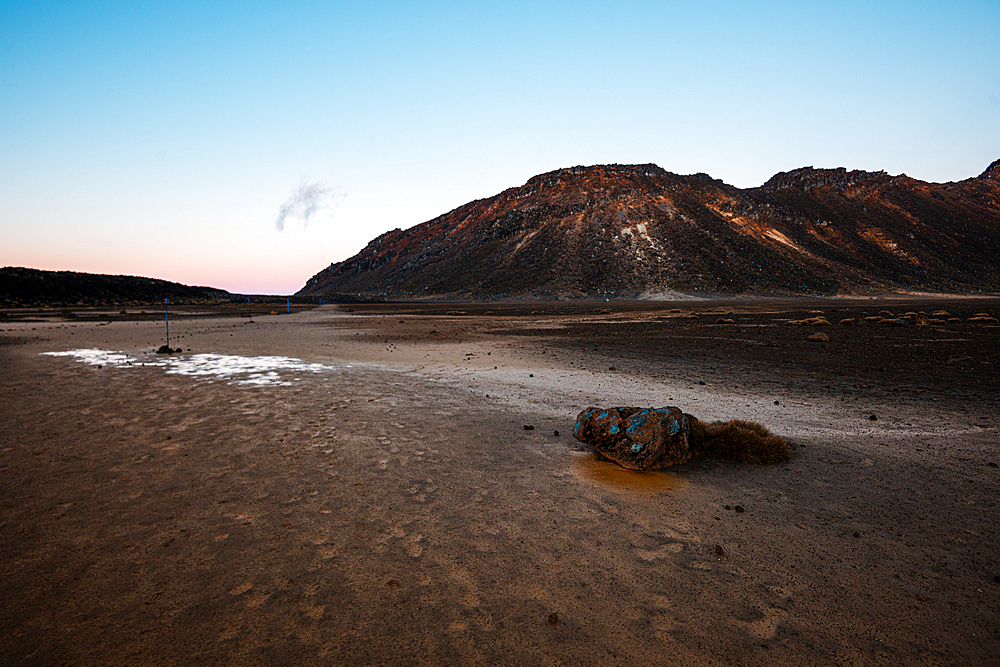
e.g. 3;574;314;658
688;416;792;464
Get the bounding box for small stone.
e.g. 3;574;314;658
988;462;998;468
734;505;745;513
774;400;780;405
698;381;706;385
529;373;533;377
523;425;534;431
553;430;560;436
609;366;616;371
916;595;927;601
869;414;878;421
993;575;1000;584
548;613;558;624
807;332;830;342
715;545;725;557
724;505;732;510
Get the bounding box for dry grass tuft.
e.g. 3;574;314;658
688;417;792;464
786;316;830;326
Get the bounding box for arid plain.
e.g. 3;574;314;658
2;298;999;666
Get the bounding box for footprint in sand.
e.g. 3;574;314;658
229;581;252;595
742;584;792;639
635;541;686;561
406;534;424;557
746;606;787;639
304;604;325;620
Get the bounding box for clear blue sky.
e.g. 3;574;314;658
2;1;998;294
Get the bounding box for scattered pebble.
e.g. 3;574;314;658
523;425;534;431
988;462;998;468
916;595;927;602
529;373;533;377
869;414;878;421
715;545;725;557
608;366;616;371
774;400;780;405
734;505;745;513
853;531;860;538
548;613;558;625
553;430;560;436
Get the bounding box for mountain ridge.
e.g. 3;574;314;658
0;267;232;306
299;161;1000;299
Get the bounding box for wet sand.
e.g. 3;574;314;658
1;299;998;665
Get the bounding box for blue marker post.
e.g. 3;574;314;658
247;297;253;322
287;297;290;314
164;298;170;347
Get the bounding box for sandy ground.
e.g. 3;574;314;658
1;300;998;666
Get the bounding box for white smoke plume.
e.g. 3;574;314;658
275;181;336;231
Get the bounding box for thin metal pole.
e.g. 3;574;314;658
287;297;290;314
165;298;169;347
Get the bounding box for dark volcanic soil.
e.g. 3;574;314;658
1;298;998;665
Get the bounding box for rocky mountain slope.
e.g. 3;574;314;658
299;160;1000;299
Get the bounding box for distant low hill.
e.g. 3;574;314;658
299;159;1000;299
0;267;232;307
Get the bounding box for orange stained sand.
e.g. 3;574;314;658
573;453;687;494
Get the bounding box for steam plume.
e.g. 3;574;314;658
275;181;336;231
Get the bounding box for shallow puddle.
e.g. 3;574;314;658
573;452;686;493
43;349;340;386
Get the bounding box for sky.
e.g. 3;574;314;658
2;1;998;295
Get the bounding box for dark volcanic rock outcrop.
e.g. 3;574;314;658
299;161;1000;298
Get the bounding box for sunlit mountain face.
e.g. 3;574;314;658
300;160;1000;300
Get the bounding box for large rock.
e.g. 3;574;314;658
572;406;693;470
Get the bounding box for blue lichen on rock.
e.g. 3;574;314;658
572;406;692;470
